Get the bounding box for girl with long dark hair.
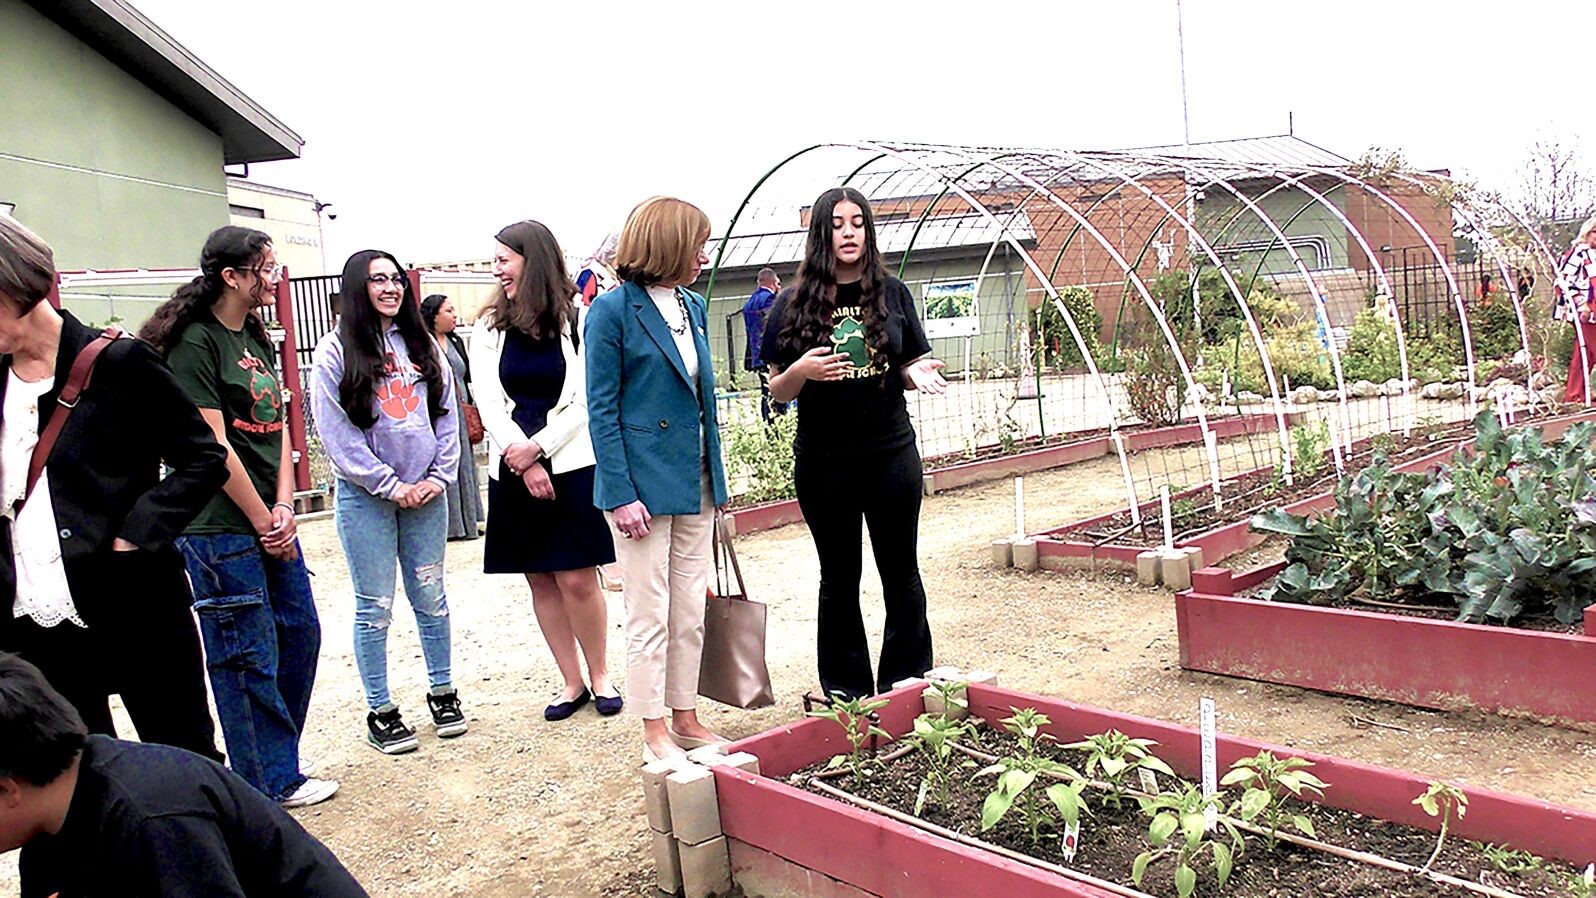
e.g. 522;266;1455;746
311;252;463;755
141;225;337;807
472;221;620;723
761;187;947;700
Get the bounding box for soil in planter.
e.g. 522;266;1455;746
792;726;1583;898
1235;578;1588;636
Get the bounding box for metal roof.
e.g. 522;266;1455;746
23;0;302;164
711;211;1038;272
1115;134;1354;168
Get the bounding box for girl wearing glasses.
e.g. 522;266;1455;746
311;251;462;755
140;226;337;808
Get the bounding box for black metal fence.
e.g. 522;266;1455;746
1387;247;1498;340
264;274;341;370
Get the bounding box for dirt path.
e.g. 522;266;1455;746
3;453;1592;897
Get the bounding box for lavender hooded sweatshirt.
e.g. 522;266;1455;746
310;326;459;499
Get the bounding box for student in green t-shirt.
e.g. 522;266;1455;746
139;227;337;810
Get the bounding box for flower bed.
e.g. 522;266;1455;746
713;681;1596;898
1178;564;1596;731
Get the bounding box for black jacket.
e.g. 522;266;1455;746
0;311;228;599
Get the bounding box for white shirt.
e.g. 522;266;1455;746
647;285;699;380
1;372;82;628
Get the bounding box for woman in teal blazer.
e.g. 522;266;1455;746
585;196;730;764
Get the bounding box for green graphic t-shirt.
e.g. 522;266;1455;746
167;318;284;534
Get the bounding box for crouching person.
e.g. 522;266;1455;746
0;652;368;897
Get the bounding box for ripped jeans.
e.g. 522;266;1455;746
335;479;453;711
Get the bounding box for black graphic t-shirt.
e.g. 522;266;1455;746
167;319;284;534
762;276;932;456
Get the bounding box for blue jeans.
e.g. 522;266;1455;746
335;480;453;711
177;533;320;802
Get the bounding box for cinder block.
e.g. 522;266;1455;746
1159;550;1192;591
686;743;728;766
922;683;968;720
680;835;733;898
922;474;938;496
1136;550;1162;586
721;514;738;540
924;665;963;683
643;755;691;833
891;675;926;690
666;763;722;846
990;539;1013;568
1011;538;1039;571
651;828;682;894
1181;545;1206;573
701;751;760;776
964;669;998;688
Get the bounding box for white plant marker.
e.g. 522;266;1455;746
1013;476;1025;539
1114;432;1141;526
1200;697;1218;832
1326;413;1345;475
1138;767;1159;793
1061;819;1081;861
1205;430;1222;511
1160;486;1175;553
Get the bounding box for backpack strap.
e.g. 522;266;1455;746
20;327;121;509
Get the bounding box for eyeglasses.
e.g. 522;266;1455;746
234;263;283;283
367;273;407;287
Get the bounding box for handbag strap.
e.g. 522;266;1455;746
712;509;749;600
20;327;121;509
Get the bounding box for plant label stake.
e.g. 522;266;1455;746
1113;432;1141;526
1138;767;1159;793
1060;819;1081;862
1326;414;1345;475
1013;476;1025;539
1204;430;1222;511
1160;486;1174;553
1200;697;1218;832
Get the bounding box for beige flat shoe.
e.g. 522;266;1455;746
669;728;730;751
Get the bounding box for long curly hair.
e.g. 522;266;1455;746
139;226;273;354
776;187;889;361
334;251;448;430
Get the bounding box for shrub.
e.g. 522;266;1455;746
1153;268;1300;348
1033;286;1102;372
1342;308;1403;384
722;413;798;506
1122;343;1184;426
1469;290;1526;360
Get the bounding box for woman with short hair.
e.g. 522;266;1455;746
586;197;730;762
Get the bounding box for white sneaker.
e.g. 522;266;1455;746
280;777;339;809
298;756;318;777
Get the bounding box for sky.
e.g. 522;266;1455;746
133;0;1582;269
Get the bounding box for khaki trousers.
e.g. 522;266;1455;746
607;478;714;719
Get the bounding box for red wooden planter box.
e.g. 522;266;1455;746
1033;408;1596;571
1178;565;1596;731
716;683;1596;898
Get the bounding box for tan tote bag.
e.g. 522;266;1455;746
699;510;775;709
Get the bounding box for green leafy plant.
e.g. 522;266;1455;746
1131;782;1245;898
973;708;1090;846
1412;781;1469;874
1472;842;1543;874
1122;343;1185;427
1220;751;1328;849
806;693;890;781
1567;863;1596;898
1343;306;1405;384
1290;420;1331;481
925;678;968;719
722;412;798;506
1063;729;1175;808
908;712;976;815
1032;286;1102;372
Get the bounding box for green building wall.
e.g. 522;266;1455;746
0;0;230;285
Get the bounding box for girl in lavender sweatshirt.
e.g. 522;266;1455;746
311;250;462;755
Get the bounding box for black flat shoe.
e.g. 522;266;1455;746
594;691;624;716
544;688;591;721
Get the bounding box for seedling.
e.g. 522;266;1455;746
1412;781;1469;874
1472;842;1543;874
1567;863;1595;898
925;678;968;720
973;708;1090;846
1064;728;1176;807
1132;782;1245;898
908;712;975;815
1220;750;1328;849
807;693;890;781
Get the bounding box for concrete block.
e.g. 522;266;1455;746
651;828;682;894
1136;550;1162;586
891;675;926;690
666;763;722;846
687;743;728;766
701;751;761;776
922;683;968;720
643;755;691;833
964;669;998;688
680;835;733;898
1011;538;1039;571
989;538;1013;568
924;665;963;683
1159;550;1192;591
1181;545;1205;573
922;474;938;496
721;514;738;540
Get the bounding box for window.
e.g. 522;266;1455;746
230;204;265;219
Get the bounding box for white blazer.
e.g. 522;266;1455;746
468;303;597;477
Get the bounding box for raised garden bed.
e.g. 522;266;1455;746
1032;409;1596;572
715;682;1596;898
1179;563;1596;731
725;413;1295;538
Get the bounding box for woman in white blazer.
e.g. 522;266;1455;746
471;221;621;721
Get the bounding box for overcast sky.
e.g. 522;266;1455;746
135;0;1580;269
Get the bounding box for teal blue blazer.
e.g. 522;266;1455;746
585;281;730;515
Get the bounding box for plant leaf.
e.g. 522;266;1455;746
1132;852;1151;885
1175;862;1197;898
1213;841;1234;886
1292;814;1317;838
1149;811;1178;846
1238;788;1270;820
980;789;1014;831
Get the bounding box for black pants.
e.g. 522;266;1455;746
795;442;933;699
0;548;221;762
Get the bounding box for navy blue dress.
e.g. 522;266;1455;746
483;329;616;574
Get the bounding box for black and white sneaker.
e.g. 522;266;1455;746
367;707;419;754
427;690;468;738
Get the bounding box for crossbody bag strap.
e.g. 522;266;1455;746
21;327;122;507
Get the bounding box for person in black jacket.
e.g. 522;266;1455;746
0;213;227;761
0;652;368;898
